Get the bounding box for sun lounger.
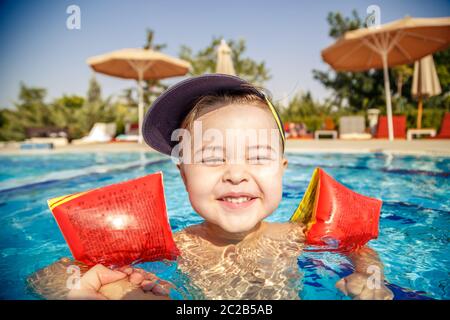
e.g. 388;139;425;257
314;130;337;139
114;134;139;142
113;122;140;142
25;127;68;139
285;122;314;139
125;122;139;135
407;128;437;140
71;122;117;145
26;137;68;147
375;116;407;139
24;127;69;146
314;117;338;140
339;116;372;140
20;142;54;150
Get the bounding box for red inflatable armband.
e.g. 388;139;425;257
290;167;382;251
48;172;179;266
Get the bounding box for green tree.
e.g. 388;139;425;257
87;74;102;103
428;48;450;111
392;64;414;98
0;108;24;141
0;84;89;141
0;84;50;141
179;37;271;86
142;29;169;105
280;91;333;131
434;48;450;91
327;10;363;38
73;75;116;137
0;77;135;141
50;95;85;139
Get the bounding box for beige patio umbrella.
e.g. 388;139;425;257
322;16;450;140
216;39;236;75
87;48;191;143
411;54;442;129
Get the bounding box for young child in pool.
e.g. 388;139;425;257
29;74;393;300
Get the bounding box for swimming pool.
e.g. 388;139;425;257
0;152;448;300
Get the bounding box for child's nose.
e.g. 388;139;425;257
222;164;250;185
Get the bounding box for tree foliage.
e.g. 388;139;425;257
0;77;134;141
179;37;271;86
279;91;332;131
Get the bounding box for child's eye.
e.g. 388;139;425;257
201;157;225;165
248;156;273;165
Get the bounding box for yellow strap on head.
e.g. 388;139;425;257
264;95;286;150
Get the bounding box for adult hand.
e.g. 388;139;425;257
67;264;127;300
336;272;394;300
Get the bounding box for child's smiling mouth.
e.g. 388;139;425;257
216;192;259;210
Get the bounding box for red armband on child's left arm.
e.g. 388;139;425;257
290;167;382;251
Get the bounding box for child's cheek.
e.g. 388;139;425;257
185;166;219;195
252;162;284;179
252;164;284;205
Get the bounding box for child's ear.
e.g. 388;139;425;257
282;157;288;170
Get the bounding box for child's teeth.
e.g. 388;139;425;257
224;197;250;204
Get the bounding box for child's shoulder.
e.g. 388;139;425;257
173;224;203;244
173;222;306;245
263;221;305;233
262;221;306;241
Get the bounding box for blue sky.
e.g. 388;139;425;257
1;0;449;108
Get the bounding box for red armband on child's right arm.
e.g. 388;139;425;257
48;172;179;267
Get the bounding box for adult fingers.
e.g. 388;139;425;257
81;264;127;291
335;278;348;295
129;272;145;285
344;274;366;297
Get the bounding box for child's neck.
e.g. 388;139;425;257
202;221;265;246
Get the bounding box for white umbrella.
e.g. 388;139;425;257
87;48;191;144
216;39;236;75
411;54;442;129
322;16;450;140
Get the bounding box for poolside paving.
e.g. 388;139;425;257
1;139;450;156
284;139;450;156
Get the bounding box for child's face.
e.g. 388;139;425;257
178;104;288;234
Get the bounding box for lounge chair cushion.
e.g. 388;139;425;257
437;112;450;138
376;116;407;139
339;116;366;135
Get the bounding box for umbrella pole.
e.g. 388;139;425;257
417;96;423;129
128;60;155;145
381;52;394;141
416;61;423;129
137;72;144;144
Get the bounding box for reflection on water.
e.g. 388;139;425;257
1;152;449;299
175;222;305;299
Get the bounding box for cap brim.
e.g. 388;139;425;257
142;74;250;155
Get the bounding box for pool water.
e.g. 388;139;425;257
0;152;448;300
